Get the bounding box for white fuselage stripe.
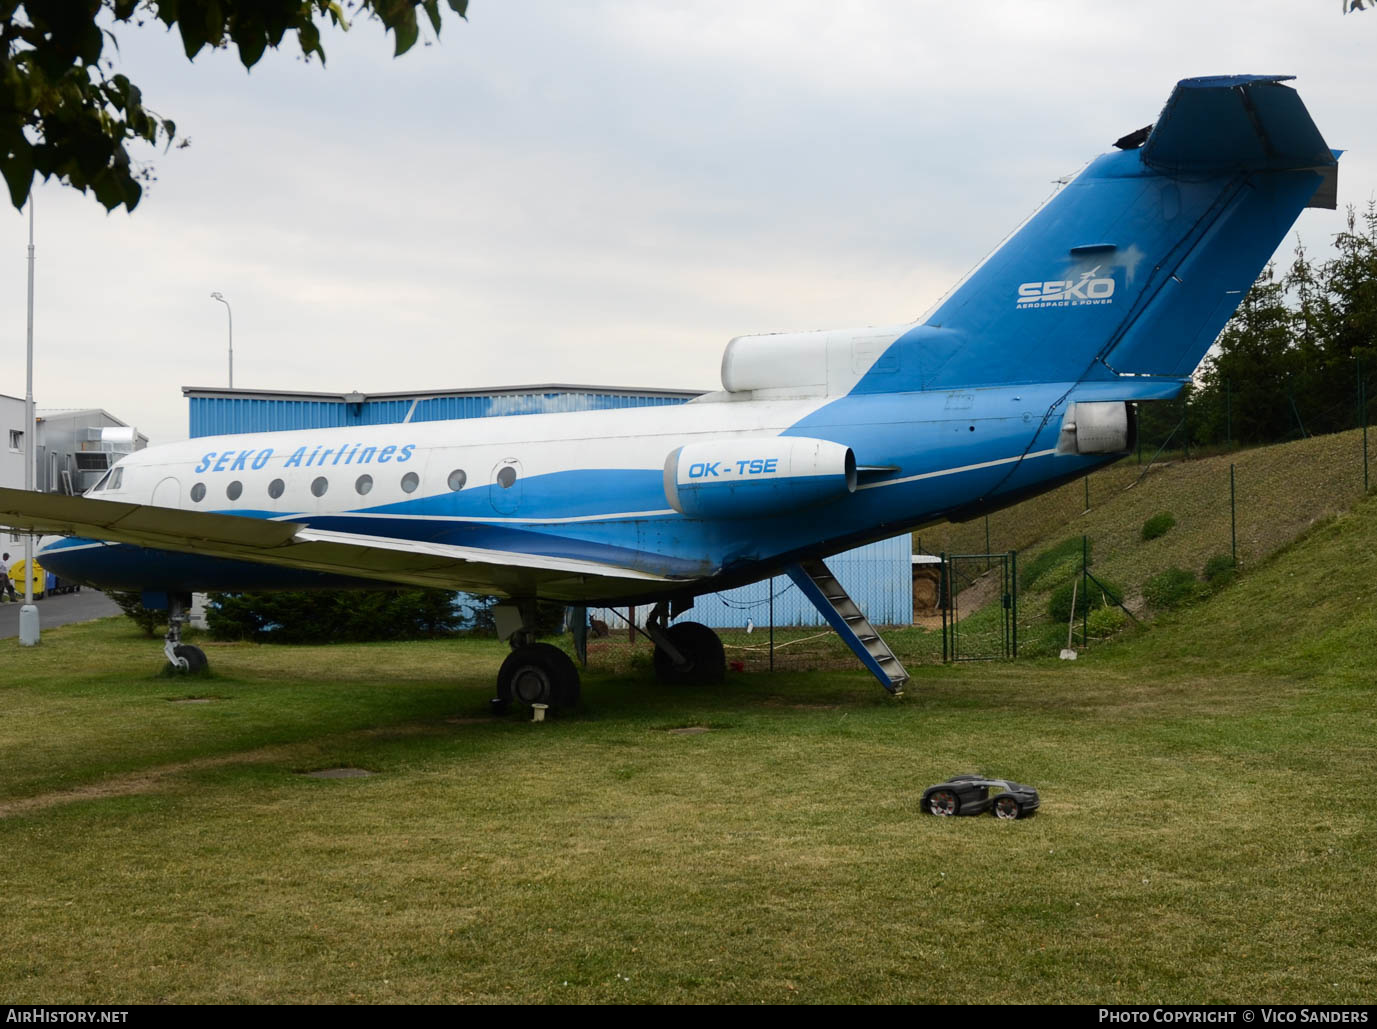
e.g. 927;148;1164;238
855;448;1058;490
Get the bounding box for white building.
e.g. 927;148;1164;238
0;397;148;493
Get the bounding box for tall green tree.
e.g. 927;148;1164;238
1;0;467;212
1192;265;1306;445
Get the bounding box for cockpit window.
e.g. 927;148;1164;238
87;470;112;494
109;467;123;490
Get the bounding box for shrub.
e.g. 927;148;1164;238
1141;512;1176;541
1143;567;1205;611
1022;537;1089;592
207;588;465;643
1203;553;1238;586
106;590;163;637
1048;575;1125;624
1086;606;1128;639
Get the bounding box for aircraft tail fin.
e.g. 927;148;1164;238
895;76;1337;391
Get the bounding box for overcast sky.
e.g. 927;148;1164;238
1;1;1371;445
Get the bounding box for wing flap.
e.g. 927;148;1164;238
0;487;674;598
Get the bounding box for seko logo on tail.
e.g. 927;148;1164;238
1016;266;1117;308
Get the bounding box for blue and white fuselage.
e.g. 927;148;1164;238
37;372;1173;602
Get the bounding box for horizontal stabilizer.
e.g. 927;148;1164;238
1141;76;1336;176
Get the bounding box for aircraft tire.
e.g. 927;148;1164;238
653;621;725;685
171;644;209;675
497;643;581;711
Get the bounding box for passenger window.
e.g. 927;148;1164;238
190;482;207;503
448;469;467;491
356;474;373;495
497;466;517;489
226;480;243;501
311;476;329;498
401;471;419;494
268;479;285;499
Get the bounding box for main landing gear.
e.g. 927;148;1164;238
486;599;729;714
644;602;725;686
491;601;581;715
164;592;208;674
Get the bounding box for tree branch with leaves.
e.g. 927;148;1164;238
0;0;467;212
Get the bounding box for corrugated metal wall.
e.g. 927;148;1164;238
591;534;914;630
188;390;693;437
410;393;687;424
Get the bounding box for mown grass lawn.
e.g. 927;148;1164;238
2;494;1375;1004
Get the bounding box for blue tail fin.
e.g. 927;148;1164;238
903;76;1336;391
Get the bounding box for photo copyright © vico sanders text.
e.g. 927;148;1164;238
1100;1013;1368;1024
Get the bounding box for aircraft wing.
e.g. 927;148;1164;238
0;487;676;600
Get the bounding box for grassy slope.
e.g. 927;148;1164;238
1;470;1375;1002
926;428;1371;577
921;428;1374;648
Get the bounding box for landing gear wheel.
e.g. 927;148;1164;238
927;788;959;816
496;643;581;711
992;794;1023;820
170;644;208;675
652;621;726;685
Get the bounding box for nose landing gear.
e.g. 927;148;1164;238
163;592;208;674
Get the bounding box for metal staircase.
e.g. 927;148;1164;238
786;558;910;695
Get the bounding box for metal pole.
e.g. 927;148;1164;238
20;199;39;643
1081;535;1088;651
1230;464;1237;568
941;552;948;663
1360;358;1368;493
1182;395;1190;460
211;291;233;388
1010;551;1018;658
768;577;774;673
1226;379;1232;449
984;515;991;570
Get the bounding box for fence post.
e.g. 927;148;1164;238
768;578;775;672
1183;395;1190;460
1081;535;1089;651
1361;357;1369;493
1230;464;1237;568
940;552;949;663
1010;550;1018;658
1226;379;1232;449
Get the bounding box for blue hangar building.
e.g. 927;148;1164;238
183;384;915;628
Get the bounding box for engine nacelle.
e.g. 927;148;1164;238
1056;402;1136;455
664;437;857;519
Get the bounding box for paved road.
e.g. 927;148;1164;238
0;589;122;640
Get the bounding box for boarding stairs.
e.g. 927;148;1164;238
786;558;910;695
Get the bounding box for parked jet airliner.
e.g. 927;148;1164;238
0;76;1337;710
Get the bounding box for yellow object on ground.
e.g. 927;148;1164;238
6;557;45;600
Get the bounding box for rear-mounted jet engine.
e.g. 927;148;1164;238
1056;401;1136;455
663;437;857;519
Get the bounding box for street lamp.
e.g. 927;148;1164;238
20;196;39;645
210;291;233;388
